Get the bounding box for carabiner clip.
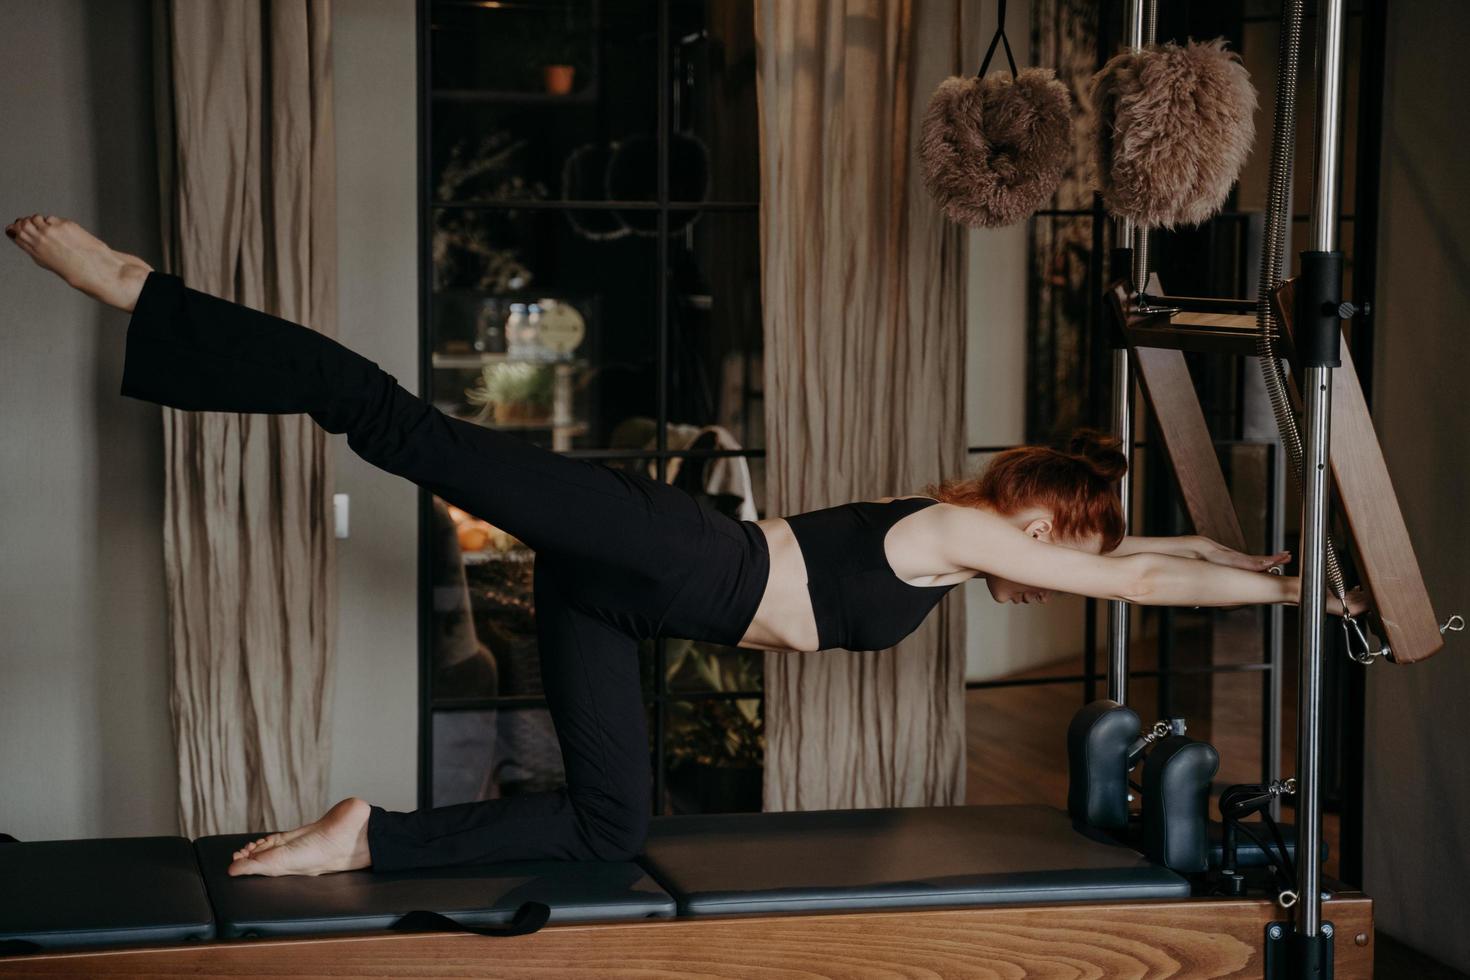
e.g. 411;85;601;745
1342;614;1388;665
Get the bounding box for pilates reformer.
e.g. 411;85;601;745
0;2;1451;978
0;714;1371;978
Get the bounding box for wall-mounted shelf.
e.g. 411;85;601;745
431;88;599;106
432;352;589;370
462;548;535;566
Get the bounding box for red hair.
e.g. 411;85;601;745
923;429;1127;551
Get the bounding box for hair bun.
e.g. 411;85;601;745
1067;428;1128;481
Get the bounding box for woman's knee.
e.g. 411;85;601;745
569;786;651;861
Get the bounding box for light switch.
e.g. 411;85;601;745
334;493;350;539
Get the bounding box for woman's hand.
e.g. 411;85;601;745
1196;536;1291;573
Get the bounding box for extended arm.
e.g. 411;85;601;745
930;506;1344;610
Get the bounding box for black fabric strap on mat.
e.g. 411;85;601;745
390;901;551;938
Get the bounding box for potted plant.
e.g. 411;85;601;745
466;361;555;425
530;33;583;95
663;642;764;814
543;63;576;97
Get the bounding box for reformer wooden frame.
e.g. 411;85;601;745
0;890;1374;979
1107;280;1443;664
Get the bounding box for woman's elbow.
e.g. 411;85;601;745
1116;555;1158;604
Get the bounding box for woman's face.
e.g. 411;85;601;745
984;513;1103;605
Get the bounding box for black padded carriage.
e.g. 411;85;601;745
1;807;1198;954
0;836;213;951
638;804;1190;917
195;834;676;938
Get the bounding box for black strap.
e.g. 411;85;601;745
1219;785;1297;897
390;901;551;938
1230;819;1296;896
977;0;1018;78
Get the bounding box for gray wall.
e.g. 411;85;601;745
960;0;1087;683
326;0;420;814
0;0;421;837
1362;0;1470;970
0;0;174;840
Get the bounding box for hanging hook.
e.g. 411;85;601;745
977;0;1019;79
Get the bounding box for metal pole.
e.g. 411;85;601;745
1296;368;1332;934
1310;4;1345;253
1123;0;1145;51
1132;0;1157;293
1296;0;1347;948
1269;439;1286;820
1107;0;1150;706
1107;348;1133;704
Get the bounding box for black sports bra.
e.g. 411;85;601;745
783;496;959;651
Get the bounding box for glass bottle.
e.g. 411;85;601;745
505;303;529;359
525;302;546;361
473;297;505;354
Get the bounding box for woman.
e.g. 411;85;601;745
6;214;1363;879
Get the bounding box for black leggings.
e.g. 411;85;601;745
120;272;771;868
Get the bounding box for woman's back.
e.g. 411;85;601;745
743;496;969;652
785;497;960;651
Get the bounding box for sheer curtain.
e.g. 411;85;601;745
755;0;969;810
152;0;337;836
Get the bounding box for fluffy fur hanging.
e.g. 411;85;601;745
1090;38;1257;229
920;68;1074;229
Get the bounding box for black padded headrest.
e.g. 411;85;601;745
1067;699;1140;830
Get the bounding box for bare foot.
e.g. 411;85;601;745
227;797;373;877
5;214;152;312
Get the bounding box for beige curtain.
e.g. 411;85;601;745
755;0;969;811
152;0;337;836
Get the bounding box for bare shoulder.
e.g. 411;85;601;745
917;502;1023;572
871;496;995;542
875;493;942;505
922;500;1003;532
882;502;1011;570
881;498;981;582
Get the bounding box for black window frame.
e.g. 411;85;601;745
415;0;765;814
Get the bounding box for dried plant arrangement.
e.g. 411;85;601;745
432;131;547;292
